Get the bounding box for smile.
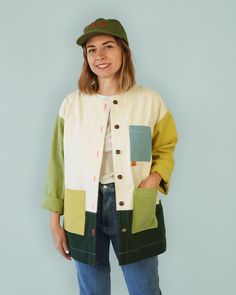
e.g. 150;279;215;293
96;63;110;69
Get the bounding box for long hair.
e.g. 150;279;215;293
78;36;136;95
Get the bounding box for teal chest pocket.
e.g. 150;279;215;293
129;125;152;162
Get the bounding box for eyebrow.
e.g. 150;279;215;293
86;40;116;49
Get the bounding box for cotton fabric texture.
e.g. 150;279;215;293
41;83;178;266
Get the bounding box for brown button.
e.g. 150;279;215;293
113;100;118;104
115;149;121;154
114;124;119;129
117;174;123;179
121;228;127;232
119;201;124;206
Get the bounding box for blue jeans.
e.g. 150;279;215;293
73;182;162;295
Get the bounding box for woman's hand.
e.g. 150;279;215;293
138;172;162;189
50;212;72;261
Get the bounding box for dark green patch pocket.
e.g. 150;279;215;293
131;187;158;234
129;125;152;162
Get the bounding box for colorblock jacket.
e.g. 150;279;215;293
41;83;178;266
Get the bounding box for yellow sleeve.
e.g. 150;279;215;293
151;110;178;195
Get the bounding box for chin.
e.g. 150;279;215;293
96;73;116;79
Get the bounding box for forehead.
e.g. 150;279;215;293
86;34;116;47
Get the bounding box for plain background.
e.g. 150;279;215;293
1;0;236;294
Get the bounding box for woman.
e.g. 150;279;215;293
42;18;178;295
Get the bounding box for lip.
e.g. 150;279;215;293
96;63;111;69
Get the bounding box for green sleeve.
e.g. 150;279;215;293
41;115;65;214
151;110;178;195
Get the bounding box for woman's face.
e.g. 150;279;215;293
85;34;122;81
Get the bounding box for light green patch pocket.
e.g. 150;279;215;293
131;187;158;234
63;189;86;236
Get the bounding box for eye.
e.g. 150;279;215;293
105;44;113;49
87;48;95;54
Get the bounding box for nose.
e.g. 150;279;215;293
95;48;106;61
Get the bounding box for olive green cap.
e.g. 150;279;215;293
76;18;129;47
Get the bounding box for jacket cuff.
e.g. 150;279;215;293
150;165;169;195
41;195;64;215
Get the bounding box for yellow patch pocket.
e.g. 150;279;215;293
63;189;86;236
131;187;158;234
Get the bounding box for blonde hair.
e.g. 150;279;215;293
78;36;136;95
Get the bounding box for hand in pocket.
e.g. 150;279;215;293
138;172;162;189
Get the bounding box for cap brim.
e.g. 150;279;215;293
76;30;128;47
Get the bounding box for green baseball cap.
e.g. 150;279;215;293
76;18;129;47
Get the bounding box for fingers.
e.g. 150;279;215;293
52;227;72;261
62;241;72;260
56;241;72;260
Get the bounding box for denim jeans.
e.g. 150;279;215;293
73;182;162;295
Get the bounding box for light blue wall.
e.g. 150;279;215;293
1;0;235;294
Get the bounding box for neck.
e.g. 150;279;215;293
97;77;119;95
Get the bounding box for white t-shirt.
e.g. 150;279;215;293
96;94;115;184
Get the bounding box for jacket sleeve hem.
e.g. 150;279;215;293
150;166;169;195
41;195;64;215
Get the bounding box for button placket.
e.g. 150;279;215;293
111;97;124;206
